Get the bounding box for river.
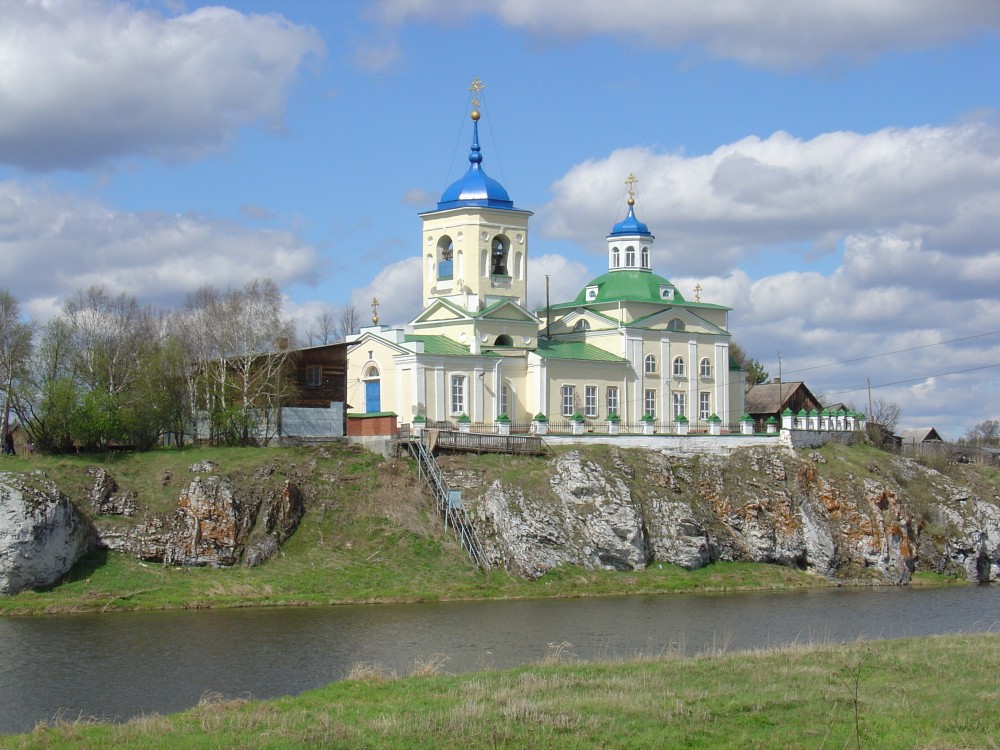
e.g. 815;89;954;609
1;585;998;734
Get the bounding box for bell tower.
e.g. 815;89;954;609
419;78;533;312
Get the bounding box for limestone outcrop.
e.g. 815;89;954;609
94;469;305;568
0;472;95;595
453;447;1000;583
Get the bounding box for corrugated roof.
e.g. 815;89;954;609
534;339;627;362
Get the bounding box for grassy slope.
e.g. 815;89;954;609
0;444;831;615
5;633;998;749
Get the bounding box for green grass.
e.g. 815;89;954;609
0;444;837;615
5;633;998;748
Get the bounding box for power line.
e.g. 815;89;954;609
784;330;1000;375
824;362;1000;397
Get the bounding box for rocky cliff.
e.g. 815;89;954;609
1;459;306;595
0;472;95;595
442;445;1000;584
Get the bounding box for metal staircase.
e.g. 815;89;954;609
409;434;489;568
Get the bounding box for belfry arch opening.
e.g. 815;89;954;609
437;236;454;279
491;235;510;275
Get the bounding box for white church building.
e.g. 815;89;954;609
347;89;746;431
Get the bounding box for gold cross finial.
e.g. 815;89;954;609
694;283;702;303
469;77;485;117
625;173;638;205
371;297;379;325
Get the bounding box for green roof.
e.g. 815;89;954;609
539;270;729;312
573;270;682;305
534;339;627;362
403;334;497;357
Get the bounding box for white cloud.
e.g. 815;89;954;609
526;253;592;312
0;181;319;316
0;0;323;170
349;256;423;327
542;122;1000;277
372;0;1000;69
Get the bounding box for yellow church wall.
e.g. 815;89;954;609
421;207;531;310
346;337;404;418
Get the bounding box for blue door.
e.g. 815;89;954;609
365;380;381;413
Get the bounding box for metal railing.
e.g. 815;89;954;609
543;418;751;434
434;430;545;454
409;436;489;568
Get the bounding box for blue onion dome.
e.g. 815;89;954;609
437;110;514;210
609;197;651;236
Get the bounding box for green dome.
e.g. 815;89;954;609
575;270;684;305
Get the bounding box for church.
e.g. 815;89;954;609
346;85;745;430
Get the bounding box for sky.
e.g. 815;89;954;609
1;0;1000;440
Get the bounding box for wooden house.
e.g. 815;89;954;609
744;380;822;424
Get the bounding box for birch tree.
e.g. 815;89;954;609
0;290;33;445
185;279;297;444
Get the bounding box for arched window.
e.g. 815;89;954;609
494;334;513;347
365;366;380;379
437;236;454;279
641;246;649;268
667;318;686;332
644;354;657;374
673;356;685;377
573;319;590;332
700;358;712;377
611;247;620;268
491;235;509;275
625;246;636;266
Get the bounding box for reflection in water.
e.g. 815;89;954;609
1;585;998;734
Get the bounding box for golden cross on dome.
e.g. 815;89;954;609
694;283;702;303
625;173;638;202
371;297;379;325
469;77;485;112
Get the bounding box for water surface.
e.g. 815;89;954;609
1;585;998;734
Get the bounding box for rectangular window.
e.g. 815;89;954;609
305;365;322;387
585;385;598;418
561;385;575;417
700;392;711;420
606;386;619;416
672;392;686;419
450;375;465;415
500;384;510;416
644;389;656;419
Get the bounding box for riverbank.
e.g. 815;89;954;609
5;632;997;748
0;443;977;616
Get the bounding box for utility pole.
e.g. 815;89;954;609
545;275;552;340
777;350;783;413
867;376;873;420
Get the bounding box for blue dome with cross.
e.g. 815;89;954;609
437;115;514;211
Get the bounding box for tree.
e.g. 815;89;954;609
0;290;33;444
729;341;769;389
183;279;297;445
336;303;361;342
965;419;999;446
63;286;158;397
12;318;78;453
870;397;902;433
306;308;337;346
